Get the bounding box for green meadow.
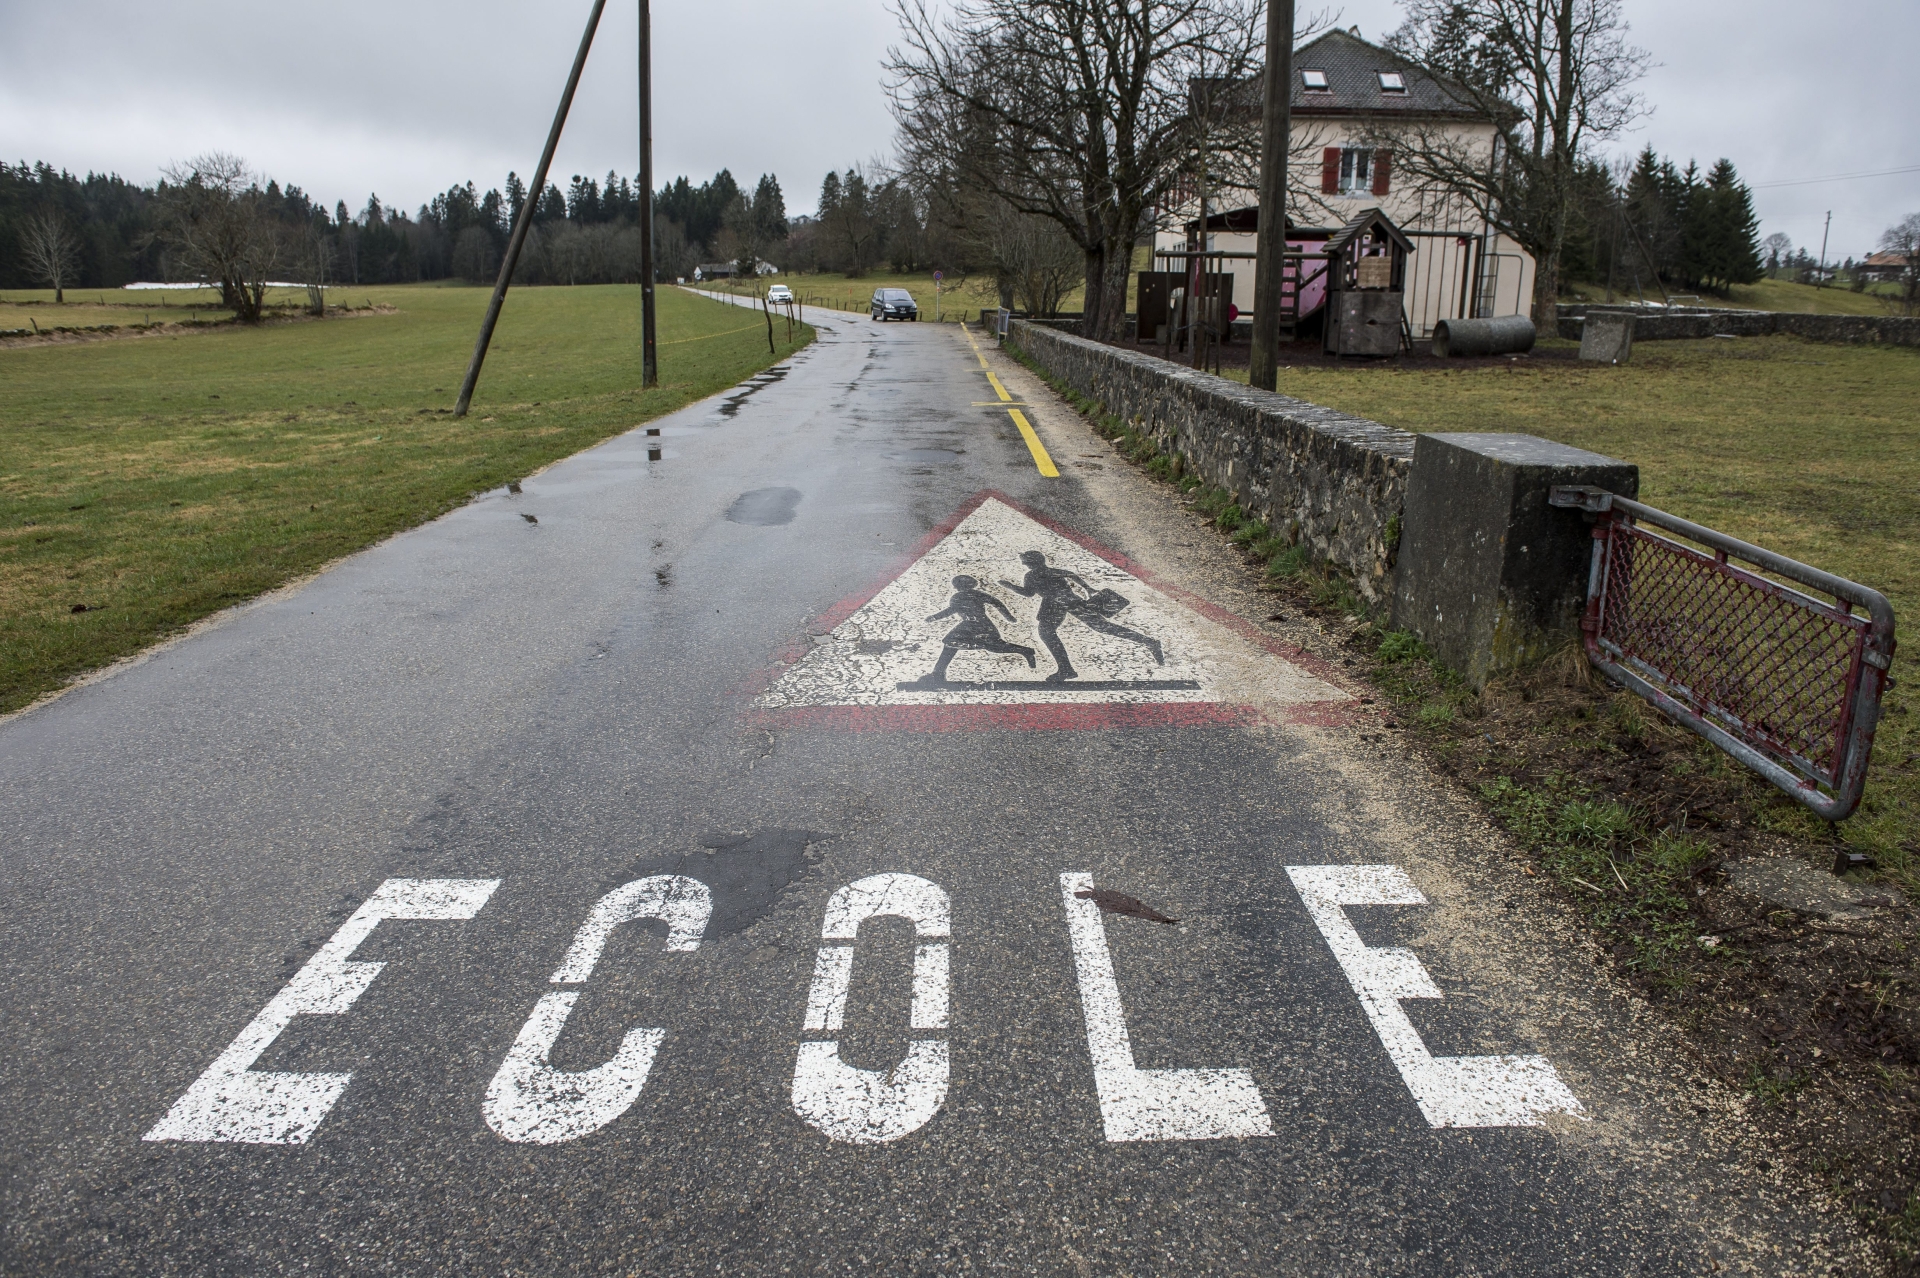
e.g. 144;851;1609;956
0;283;809;714
1232;334;1920;871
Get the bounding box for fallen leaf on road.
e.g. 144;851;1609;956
1076;889;1181;924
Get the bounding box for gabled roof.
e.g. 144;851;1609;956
1202;28;1481;120
1324;207;1414;258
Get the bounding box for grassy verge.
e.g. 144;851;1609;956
1218;333;1918;887
1013;330;1920;1265
0;283;810;715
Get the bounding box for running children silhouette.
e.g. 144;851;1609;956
914;575;1037;684
1000;550;1164;682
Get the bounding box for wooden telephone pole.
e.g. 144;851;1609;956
638;0;658;386
1247;0;1294;392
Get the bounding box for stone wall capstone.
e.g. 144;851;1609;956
1556;305;1920;346
1004;320;1413;606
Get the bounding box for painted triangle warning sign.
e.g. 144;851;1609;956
754;493;1352;730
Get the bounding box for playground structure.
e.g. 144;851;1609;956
1147;205;1534;363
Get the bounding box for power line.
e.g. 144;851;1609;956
1751;163;1920;190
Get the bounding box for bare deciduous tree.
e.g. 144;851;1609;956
951;193;1085;316
18;211;83;303
1373;0;1650;320
888;0;1264;340
152;153;287;323
1760;231;1792;274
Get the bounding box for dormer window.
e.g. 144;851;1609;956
1377;71;1407;93
1301;69;1330;91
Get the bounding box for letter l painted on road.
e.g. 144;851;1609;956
1059;873;1273;1142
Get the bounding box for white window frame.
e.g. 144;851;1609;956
1301;68;1330;91
1339;147;1374;195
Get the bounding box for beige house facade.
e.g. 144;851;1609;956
1151;28;1537;341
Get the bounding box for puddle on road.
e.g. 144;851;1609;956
727;487;802;526
718;365;791;418
887;448;962;464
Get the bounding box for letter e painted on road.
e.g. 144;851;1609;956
485;875;712;1144
144;878;501;1145
792;874;950;1144
1058;872;1273;1142
1286;865;1584;1128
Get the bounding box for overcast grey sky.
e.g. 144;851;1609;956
2;1;1914;259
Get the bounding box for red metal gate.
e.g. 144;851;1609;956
1550;486;1897;821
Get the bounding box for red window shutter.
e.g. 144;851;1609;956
1372;150;1392;196
1322;148;1341;194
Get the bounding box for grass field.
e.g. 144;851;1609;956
1561;275;1906;315
2;284;325;330
0;283;809;715
1232;334;1919;870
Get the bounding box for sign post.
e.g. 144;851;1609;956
934;270;943;323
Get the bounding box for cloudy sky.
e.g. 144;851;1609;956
2;0;1914;259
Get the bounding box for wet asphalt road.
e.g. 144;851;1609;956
0;297;1854;1274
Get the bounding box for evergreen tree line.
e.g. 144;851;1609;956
1558;148;1764;297
0;159;799;291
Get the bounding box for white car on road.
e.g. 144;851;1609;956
765;284;794;305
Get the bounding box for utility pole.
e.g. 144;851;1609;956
1192;148;1208;370
455;0;609;417
1247;0;1294;392
638;0;658;387
1816;210;1832;292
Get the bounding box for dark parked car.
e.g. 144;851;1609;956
871;288;919;321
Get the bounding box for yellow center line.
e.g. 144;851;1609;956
961;322;1058;478
1008;410;1060;478
960;321;990;369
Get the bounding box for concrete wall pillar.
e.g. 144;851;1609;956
1389;434;1637;687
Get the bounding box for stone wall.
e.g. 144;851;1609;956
1557;305;1920;346
1005;320;1413;606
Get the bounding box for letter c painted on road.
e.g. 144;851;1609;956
484;875;711;1144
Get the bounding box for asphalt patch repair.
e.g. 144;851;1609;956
1032;356;1920;1269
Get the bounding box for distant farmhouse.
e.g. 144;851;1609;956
692;260;781;281
1856;250;1913;284
1154;28;1536;341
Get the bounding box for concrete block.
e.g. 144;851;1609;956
1390;433;1637;687
1578;312;1634;363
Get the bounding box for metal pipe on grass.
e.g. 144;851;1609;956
454;0;609;417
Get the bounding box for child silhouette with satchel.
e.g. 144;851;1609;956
1000;550;1164;682
915;575;1037;684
